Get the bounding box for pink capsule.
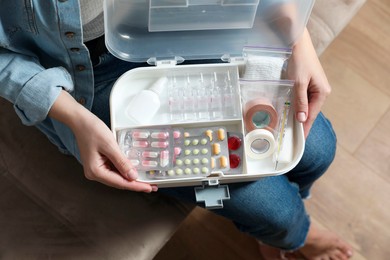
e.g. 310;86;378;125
151;131;169;139
160;150;170;167
151;141;169;148
142;151;158;158
161;150;169;159
142;160;158;167
174;147;182;156
173;130;181;139
132;131;150;139
132;141;149;148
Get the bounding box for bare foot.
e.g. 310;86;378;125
258;224;353;260
294;224;354;260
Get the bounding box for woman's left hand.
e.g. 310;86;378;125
287;28;332;138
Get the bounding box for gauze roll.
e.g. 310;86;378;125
243;55;286;80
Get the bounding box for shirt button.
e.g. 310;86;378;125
70;48;80;52
65;32;75;38
76;65;86;71
78;97;86;105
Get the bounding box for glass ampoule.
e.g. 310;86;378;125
223;70;239;118
168;76;184;121
183;74;197;121
210;72;223;119
197;73;211;120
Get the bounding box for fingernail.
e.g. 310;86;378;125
151;185;158;192
297;112;307;122
127;168;138;180
347;250;353;257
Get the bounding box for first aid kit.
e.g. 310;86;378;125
105;0;314;208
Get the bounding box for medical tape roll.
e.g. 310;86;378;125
243;98;278;132
245;129;276;160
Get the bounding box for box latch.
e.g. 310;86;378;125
147;56;185;67
194;179;230;209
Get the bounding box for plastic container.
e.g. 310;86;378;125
104;0;315;62
105;0;314;205
110;65;305;187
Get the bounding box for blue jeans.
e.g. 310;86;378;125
38;52;337;251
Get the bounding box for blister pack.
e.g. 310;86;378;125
224;132;245;175
146;135;212;179
184;127;231;172
117;128;174;171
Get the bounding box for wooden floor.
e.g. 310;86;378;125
155;0;390;259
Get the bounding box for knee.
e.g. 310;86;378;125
263;196;306;236
239;198;308;250
217;179;309;250
305;113;337;169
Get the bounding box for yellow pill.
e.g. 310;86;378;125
211;157;216;169
219;156;228;168
184;159;192;165
205;130;213;141
176;159;183;166
217;128;225;141
184;132;190;137
192;139;199;146
212;143;221;155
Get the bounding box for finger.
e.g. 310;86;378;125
103;141;138;180
95;165;156;192
294;79;309;124
303;93;325;138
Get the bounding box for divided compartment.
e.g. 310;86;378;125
233;79;305;183
110;63;242;132
110;63;305;187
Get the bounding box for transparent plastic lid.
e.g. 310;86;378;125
104;0;315;62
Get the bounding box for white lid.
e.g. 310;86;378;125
104;0;314;62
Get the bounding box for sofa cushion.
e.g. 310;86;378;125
0;99;193;259
308;0;366;55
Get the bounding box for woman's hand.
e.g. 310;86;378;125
287;28;332;138
49;91;157;192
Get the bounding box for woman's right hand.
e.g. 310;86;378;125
49;91;157;193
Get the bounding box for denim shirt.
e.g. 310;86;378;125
0;0;94;126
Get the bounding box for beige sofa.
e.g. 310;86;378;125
0;0;365;259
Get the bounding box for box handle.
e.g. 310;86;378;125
194;180;230;209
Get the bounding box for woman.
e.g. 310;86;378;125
0;1;352;258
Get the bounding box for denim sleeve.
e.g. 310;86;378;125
0;48;74;126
